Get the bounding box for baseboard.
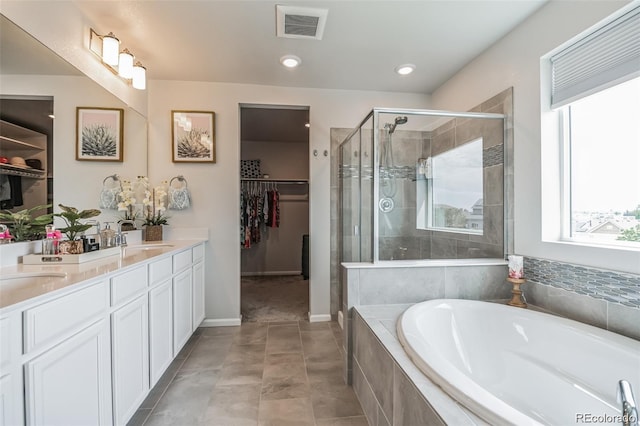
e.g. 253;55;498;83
338;311;344;329
308;313;332;323
200;317;242;327
241;271;302;277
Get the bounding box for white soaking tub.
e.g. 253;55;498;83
397;299;640;426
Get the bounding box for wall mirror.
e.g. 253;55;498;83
0;14;148;229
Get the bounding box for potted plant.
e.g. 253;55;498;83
54;204;101;254
0;204;52;241
116;178;140;230
142;185;169;241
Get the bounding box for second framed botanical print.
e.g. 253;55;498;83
171;110;216;163
76;107;124;161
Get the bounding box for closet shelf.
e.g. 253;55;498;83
241;178;308;185
0;164;46;179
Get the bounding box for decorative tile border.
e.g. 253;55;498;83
524;257;640;308
483;143;503;167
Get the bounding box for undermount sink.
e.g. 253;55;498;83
0;272;67;287
122;243;174;256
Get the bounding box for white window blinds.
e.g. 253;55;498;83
550;5;640;109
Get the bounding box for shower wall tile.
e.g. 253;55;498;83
353;312;394;421
378;237;422;261
453;117;483;147
357;267;446;305
393;365;445;426
431;117;455;136
431;128;455;157
444;265;510;300
455;240;503;259
480;88;512;112
379;207;416;238
482;118;504;148
525;280;608;329
430;237;457;259
484;165;503;206
607;303;640;341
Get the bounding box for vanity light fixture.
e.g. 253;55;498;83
101;32;120;66
118;49;134;79
395;63;416;75
132;62;147;90
89;29;147;90
280;54;302;68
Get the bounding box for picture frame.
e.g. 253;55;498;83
171;110;216;163
76;107;124;162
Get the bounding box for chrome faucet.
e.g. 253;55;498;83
116;220;135;247
618;380;638;426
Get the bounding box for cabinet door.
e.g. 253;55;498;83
0;372;22;426
111;294;149;425
192;261;205;331
0;313;22;426
25;319;112;426
149;279;173;387
173;268;192;355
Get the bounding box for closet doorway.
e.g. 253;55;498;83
240;104;310;322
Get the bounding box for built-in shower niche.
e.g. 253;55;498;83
340;107;507;263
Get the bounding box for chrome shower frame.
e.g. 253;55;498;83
340;107;507;263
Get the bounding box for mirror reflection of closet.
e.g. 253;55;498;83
0;15;148;224
239;105;310;322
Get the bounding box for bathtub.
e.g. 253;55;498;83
397;299;640;425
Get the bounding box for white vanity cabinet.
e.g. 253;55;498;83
148;257;174;387
22;280;112;426
0;240;206;426
24;319;112;426
0;313;23;426
110;264;149;425
192;243;205;330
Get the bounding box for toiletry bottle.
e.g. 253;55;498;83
53;230;61;254
101;222;115;248
42;224;56;255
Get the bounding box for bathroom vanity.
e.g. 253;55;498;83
0;240;206;425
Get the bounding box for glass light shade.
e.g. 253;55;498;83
132;62;146;90
102;33;120;66
118;49;134;79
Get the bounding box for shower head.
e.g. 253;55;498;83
387;116;408;134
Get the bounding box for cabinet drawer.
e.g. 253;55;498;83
24;281;108;353
111;266;148;307
173;249;192;273
149;257;172;287
192;244;204;263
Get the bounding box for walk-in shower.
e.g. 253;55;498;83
339;107;507;262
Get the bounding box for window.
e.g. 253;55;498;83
562;77;640;247
417;138;483;234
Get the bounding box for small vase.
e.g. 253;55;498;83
58;240;83;254
119;221;136;232
145;225;163;241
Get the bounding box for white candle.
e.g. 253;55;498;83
508;255;524;279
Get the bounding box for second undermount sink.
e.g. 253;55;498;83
0;272;67;287
122;243;174;256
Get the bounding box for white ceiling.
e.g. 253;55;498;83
71;0;548;95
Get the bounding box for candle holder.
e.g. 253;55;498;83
506;277;527;308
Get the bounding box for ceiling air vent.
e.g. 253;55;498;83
276;5;328;40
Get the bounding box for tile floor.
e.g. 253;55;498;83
128;321;367;426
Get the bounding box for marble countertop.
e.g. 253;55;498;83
0;239;204;313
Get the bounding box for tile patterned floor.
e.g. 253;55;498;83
128;321;367;426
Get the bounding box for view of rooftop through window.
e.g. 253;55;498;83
568;76;640;246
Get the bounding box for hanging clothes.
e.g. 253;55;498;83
240;181;280;248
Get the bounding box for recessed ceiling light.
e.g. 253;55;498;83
395;64;416;75
280;55;302;68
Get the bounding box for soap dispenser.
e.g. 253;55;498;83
101;222;116;248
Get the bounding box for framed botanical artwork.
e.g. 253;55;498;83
76;107;124;161
171;110;216;163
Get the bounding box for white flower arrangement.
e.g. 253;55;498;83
117;179;139;221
